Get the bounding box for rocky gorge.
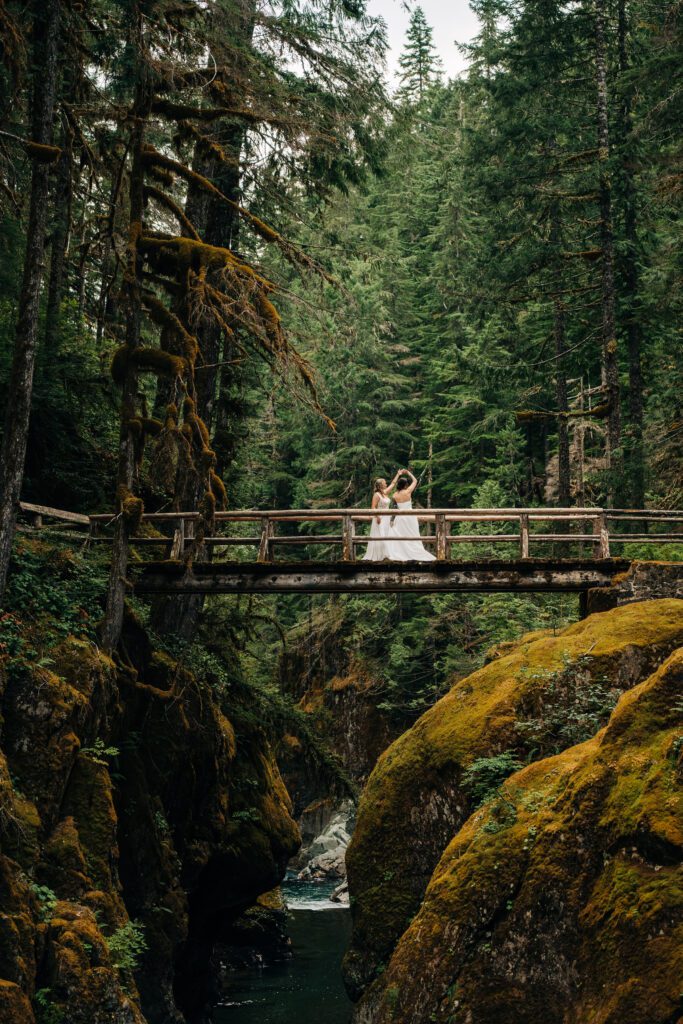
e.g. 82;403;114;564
1;539;682;1024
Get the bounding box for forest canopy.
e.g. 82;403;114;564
0;0;681;652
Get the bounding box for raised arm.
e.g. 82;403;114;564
404;469;418;494
387;470;401;493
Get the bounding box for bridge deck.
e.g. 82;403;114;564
134;558;631;595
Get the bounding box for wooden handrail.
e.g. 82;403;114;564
17;501;683;567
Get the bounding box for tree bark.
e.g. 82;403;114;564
100;14;152;653
617;0;645;507
595;0;622;481
43;113;74;353
148;134;244;641
0;0;62;604
149;4;254;641
551;204;571;507
553;299;571;506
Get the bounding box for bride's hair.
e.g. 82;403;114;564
397;476;411;491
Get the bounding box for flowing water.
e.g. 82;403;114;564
214;876;353;1024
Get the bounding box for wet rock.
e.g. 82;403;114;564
330;880;349;905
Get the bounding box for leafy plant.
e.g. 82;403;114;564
232;808;262;825
80;738;120;766
461;751;524;807
33;988;65;1024
30;883;57;921
105;920;147;972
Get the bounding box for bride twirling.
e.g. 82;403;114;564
388;469;436;561
362;472;401;561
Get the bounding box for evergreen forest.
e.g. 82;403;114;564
0;2;681;1023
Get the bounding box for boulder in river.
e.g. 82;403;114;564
297;800;356;881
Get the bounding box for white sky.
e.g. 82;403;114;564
368;0;480;81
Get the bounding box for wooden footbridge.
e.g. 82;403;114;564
18;503;683;596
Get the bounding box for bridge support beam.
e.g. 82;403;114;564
135;558;630;596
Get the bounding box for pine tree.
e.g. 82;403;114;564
397;7;442;103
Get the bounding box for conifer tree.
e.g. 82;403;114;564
397;6;442;103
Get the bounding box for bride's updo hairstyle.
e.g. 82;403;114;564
397;476;411;491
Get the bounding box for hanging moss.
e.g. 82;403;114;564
140;145;333;280
112;345;185;384
148;165;176;187
134;347;186;378
199;490;216;521
139;234;273;289
144;185;201;240
116;486;144;530
110;346;130;386
210;470;228;508
182;396;212;450
24;140;61;163
142;294;199;363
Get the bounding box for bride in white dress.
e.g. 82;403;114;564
388;469;436;561
362;473;401;560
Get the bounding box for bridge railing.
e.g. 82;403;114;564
67;505;683;563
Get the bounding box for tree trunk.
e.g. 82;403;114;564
149;3;253;642
617;0;645;507
43;113;74;354
595;0;622;482
0;0;62;604
149;135;244;641
100;17;151;653
550;204;571;507
553;299;571;507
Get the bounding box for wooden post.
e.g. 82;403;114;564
592;512;610;559
342;515;354;561
85;519;98;550
170;517;185;559
519;513;530;559
435;513;447;560
258;518;274;562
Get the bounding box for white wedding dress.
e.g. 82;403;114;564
362;494;394;560
389;499;436;561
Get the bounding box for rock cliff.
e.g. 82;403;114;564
0;605;299;1024
353;645;683;1024
344;599;683;1005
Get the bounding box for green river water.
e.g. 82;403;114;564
214;877;353;1024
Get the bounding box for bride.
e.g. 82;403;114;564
362;468;435;562
390;469;436;561
362;471;401;561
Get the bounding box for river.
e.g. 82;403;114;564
214;876;353;1024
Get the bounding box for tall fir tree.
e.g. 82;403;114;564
397;6;442;103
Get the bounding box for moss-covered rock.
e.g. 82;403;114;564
354;648;683;1024
0;979;33;1024
345;599;683;997
41;902;145;1024
0;611;299;1024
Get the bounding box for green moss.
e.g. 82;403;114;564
345;599;683;996
360;648;683;1024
